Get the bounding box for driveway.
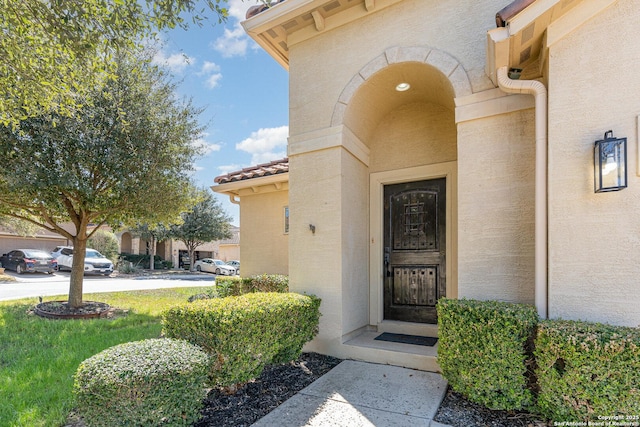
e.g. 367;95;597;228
0;270;215;301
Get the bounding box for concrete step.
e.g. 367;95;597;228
342;330;440;372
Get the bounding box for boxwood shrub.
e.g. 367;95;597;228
437;298;539;410
190;274;289;301
119;252;162;269
74;338;210;427
163;292;320;387
216;274;289;297
535;319;640;420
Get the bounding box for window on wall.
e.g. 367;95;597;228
284;206;289;234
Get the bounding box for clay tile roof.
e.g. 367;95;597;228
214;158;289;184
496;0;536;27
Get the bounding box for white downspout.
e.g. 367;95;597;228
496;66;548;319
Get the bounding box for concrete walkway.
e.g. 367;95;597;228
252;360;451;427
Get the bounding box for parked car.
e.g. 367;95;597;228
194;258;237;275
0;249;57;274
53;246;114;275
226;260;240;274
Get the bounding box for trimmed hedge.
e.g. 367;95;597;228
74;338;210;427
162;292;320;387
437;298;539;410
119;253;163;269
189;274;289;301
535;320;640;420
216;274;289;297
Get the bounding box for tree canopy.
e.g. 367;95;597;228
0;0;228;126
0;51;204;306
169;189;233;271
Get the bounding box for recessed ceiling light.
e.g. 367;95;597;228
395;82;411;92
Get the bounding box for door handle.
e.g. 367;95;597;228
384;247;391;277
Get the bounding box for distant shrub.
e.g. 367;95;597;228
214;276;245;297
249;274;289;293
88;230;119;262
213;274;288;298
163;292;320;388
187;290;217;302
437;298;538;410
74;338;209;427
119;253;161;269
535;319;640;420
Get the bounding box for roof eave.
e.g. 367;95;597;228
211;172;290;196
242;0;327;69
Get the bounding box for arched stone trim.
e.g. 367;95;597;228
331;46;472;127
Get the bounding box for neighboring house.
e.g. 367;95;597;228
212;0;640;371
217;227;241;263
117;225;240;268
0;227;68;256
214;159;289;276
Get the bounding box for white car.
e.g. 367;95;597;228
194;258;237;275
52;246;114;275
226;260;240;274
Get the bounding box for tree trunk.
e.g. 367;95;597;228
149;235;156;270
68;236;87;308
188;247;196;272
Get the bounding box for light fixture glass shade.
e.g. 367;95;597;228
594;130;627;193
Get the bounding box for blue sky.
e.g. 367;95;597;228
152;0;289;225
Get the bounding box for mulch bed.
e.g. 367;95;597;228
195;352;342;427
434;388;549;427
196;353;550;427
64;348;552;427
33;300;124;320
51;302;549;427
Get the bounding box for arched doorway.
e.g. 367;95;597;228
335;47;464;326
120;232;132;254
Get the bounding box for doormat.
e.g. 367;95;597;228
374;332;438;347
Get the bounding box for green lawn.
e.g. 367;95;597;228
0;287;213;427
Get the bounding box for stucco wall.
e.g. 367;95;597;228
369;102;457;173
288;0;510;137
547;0;640;327
457;109;536;303
218;245;240;263
340;148;370;336
240;190;289;276
289;147;345;353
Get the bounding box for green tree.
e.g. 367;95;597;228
0;217;40;237
0;0;228;127
0;52;203;307
87;229;120;263
169;190;232;272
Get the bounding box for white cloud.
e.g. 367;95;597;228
206;73;223;89
210;0;263;57
228;0;257;22
211;25;249;58
196;61;223;89
152;50;194;74
200;61;221;74
218;164;243;174
236;126;288;164
192;135;222;156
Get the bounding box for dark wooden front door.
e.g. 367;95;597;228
384;178;446;324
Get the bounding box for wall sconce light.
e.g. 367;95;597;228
309;224;316;234
594;130;627;193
